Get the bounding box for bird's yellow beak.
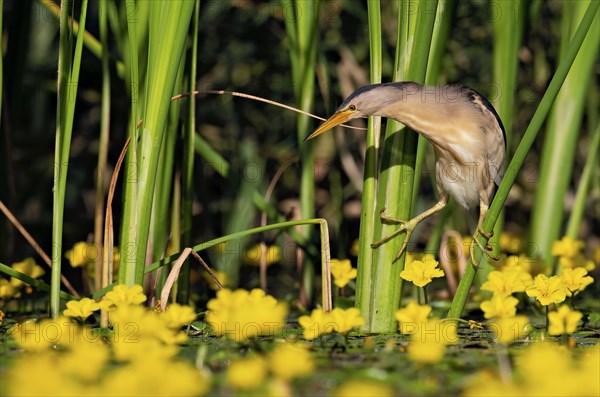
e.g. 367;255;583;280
304;110;353;141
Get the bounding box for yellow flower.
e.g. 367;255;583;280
525;274;567;305
408;319;458;364
243;244;281;266
480;294;518;319
400;257;444;287
99;284;147;311
499;232;524;254
269;342;315;380
202;270;228;290
206;288;288;342
10;317;82;352
327;307;366;334
160;303;197;329
551;236;584;258
59;338;110;382
462;369;524;396
333;380;393;397
112;336;179;363
503;254;539;278
298;308;333;340
465;342;600;397
110;304;187;350
515;341;572;392
4;351;91;396
0;278;18;299
481;269;531;297
103;358;210;396
298;307;365;339
64;242;98;268
551;236;593;270
559;253;595;270
405;252;437;265
488;315;530;345
395;302;432;334
560;267;594;296
226;356;267;389
548;305;582;335
63;298;101;320
330;259;357;288
10;257;45;288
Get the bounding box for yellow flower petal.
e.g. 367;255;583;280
400;258;444;287
548;305;582;335
525;275;567;306
330;259;357;288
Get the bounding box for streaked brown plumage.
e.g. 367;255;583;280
305;82;506;265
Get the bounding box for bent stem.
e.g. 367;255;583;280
95;219;333;311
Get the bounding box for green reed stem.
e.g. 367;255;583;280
178;0;201;304
37;0;125;77
51;0;88;318
355;0;382;327
120;1;195;285
283;0;319;304
0;262;76;301
119;0;140;286
369;0;438;333
94;0;111;292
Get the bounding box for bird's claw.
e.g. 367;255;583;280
378;207;406;224
477;228;494;240
469;234;499;268
371;219;414;262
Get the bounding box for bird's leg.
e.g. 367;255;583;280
469;203;499;267
371;199;447;262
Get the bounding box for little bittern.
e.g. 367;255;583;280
305;82;506;266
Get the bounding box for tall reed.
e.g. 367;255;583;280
355;0;383;326
51;0;89;317
283;0;319;303
119;1;195;286
367;0;439;333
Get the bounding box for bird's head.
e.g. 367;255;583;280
303;100;363;141
304;83;418;141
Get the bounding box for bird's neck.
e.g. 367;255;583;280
375;86;453;140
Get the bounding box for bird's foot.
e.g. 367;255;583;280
378;207;406;224
477;227;494;240
371;216;415;262
469;232;499;268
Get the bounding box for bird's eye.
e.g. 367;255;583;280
348;104;357;111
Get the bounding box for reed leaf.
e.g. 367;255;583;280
368;0;438;333
119;1;195;285
283;0;319;304
355;0;382;328
51;0;88;317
